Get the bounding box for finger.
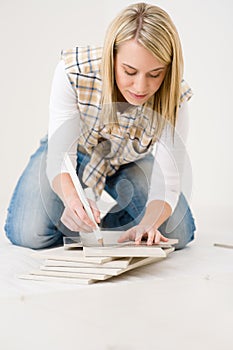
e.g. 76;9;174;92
160;234;169;242
117;228;136;243
76;217;96;232
65;206;95;232
61;211;93;233
147;229;155;246
135;232;144;245
61;215;81;232
92;208;101;224
61;215;77;231
134;226;148;245
154;231;161;244
154;230;168;244
117;231;130;243
74;205;96;229
89;200;101;224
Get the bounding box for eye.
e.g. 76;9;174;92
124;70;136;76
150;73;161;78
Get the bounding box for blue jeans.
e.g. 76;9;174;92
4;136;196;250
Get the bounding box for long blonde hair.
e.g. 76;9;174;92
101;2;184;138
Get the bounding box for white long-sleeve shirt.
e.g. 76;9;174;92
47;60;190;212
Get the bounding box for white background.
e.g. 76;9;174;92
0;0;232;234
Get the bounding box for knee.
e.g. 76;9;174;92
173;220;195;250
159;195;196;250
4;214;63;250
5;227;63;250
175;216;195;250
162;217;195;250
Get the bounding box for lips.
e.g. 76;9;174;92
129;91;148;100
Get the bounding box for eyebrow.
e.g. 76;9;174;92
122;63;165;72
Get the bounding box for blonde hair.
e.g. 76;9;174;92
101;2;184;138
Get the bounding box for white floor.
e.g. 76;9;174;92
0;210;233;350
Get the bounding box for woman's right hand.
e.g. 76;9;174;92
60;193;100;232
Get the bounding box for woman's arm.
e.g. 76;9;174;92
47;60;80;189
118;101;190;244
148;101;189;212
47;60;100;231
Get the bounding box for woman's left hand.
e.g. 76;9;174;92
118;200;172;245
118;224;169;245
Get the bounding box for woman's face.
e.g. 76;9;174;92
114;39;167;106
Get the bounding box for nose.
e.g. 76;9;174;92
133;74;148;94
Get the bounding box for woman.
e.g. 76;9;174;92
5;3;196;249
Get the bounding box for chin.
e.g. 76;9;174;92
127;98;147;106
123;95;145;106
130;101;144;106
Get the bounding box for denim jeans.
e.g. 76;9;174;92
4;136;196;250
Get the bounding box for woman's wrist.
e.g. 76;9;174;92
52;173;78;205
140;200;172;230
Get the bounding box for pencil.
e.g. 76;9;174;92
64;154;104;246
213;243;233;249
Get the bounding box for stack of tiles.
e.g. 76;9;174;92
19;231;178;285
